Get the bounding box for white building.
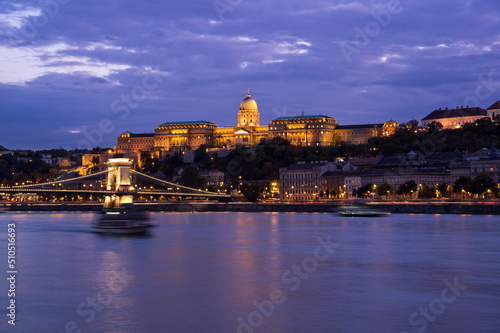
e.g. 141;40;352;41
344;175;362;199
486;100;500;120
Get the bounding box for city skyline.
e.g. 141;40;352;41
1;0;499;149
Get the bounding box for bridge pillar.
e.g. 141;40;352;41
105;158;134;208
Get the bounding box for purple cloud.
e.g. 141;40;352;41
0;0;499;149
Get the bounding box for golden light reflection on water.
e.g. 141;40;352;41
3;212;500;332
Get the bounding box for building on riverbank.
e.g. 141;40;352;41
278;148;500;200
279;161;349;200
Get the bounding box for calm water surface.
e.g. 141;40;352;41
0;212;499;333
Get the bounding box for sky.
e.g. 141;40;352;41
0;0;499;150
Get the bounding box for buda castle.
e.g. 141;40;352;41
116;91;400;158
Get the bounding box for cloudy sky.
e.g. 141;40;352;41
1;0;499;149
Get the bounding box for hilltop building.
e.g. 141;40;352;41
421;106;487;129
486;100;500;120
115;91;400;157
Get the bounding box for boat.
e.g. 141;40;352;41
338;210;390;217
337;206;391;217
93;208;153;234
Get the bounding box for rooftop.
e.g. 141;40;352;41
360;168;450;176
129;133;155;138
423;152;462;162
272;115;332;121
336;124;384;129
421;107;486;121
284;161;330;171
487;100;500;110
121;132;155;137
160;120;216;126
321;171;352;177
468;148;491;157
346;157;381;164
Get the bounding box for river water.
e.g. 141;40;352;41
0;212;499;333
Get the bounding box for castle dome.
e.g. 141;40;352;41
239;91;258;112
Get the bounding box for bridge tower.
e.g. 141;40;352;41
105;158;134;208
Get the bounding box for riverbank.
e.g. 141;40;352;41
1;201;499;215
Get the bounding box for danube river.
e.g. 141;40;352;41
1;212;499;333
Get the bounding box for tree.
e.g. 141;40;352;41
140;152;154;169
437;183;450;198
356;184;375;198
470;174;496;197
474;117;492;127
157;154;183;178
261;162;278;180
380;142;402;156
194;145;209;163
494;114;500;124
377;183;393;199
398;180;417;197
408;119;419;128
332;188;341;199
240;183;261;202
428;121;443;131
453;176;472;194
178;165;206;190
418;184;435;198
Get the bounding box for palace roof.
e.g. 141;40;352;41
272;115;332;121
336;124;384;129
159;120;216;126
129;133;155;137
121;132;154;137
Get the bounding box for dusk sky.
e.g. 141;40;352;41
1;0;499;150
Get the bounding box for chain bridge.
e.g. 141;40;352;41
0;158;229;206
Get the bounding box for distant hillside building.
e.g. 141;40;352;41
269;115;339;146
421;106;487;129
156;121;217;155
335;121;399;144
486;100;500;120
59;158;72;171
116;132;155;154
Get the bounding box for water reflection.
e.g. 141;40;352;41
0;212;499;332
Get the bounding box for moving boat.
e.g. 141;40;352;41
93;207;153;234
337;206;391;217
338;210;390;217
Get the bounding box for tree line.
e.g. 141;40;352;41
351;174;498;199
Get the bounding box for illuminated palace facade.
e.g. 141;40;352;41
115;92;399;157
